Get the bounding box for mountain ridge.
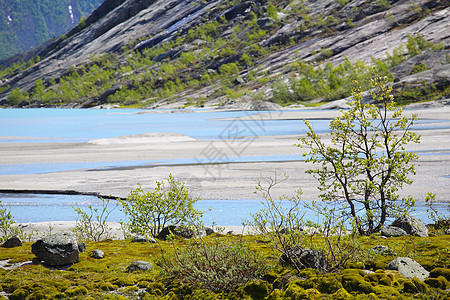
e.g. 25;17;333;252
0;0;449;108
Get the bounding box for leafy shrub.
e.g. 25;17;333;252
73;197;118;241
245;172;362;272
298;75;421;235
119;174;203;237
161;238;268;292
6;88;28;106
0;200;23;242
411;62;428;74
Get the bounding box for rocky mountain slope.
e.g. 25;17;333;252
0;0;449;108
0;0;103;61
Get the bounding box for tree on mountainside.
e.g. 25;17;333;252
298;75;423;235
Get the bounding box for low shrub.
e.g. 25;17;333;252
161;238;268;292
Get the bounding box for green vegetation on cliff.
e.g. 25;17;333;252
0;0;103;60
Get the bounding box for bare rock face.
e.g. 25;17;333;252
31;233;80;266
0;0;449;107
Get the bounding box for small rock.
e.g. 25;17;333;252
233;77;245;85
78;243;86;252
127;261;153;272
279;248;328;272
204;227;214;236
156;225;194;240
131;235;156;243
381;226;408;237
92;250;104;259
2;236;22;248
386;257;429;281
370;245;396;256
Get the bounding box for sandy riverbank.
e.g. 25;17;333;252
0;108;449;203
13;221;252;241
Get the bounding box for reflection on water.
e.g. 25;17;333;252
1;193;448;226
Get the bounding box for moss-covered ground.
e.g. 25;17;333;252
0;233;449;299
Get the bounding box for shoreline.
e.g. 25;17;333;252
1;108;449;210
13;221;252;241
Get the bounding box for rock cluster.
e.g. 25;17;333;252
381;215;428;237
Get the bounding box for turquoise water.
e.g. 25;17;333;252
1;192;447;226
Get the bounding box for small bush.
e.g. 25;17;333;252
161;238;268;292
73;197;118;241
119;174;203;237
0;200;23;242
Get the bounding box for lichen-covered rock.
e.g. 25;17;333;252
2;235;22;248
92;249;104;259
386;257;429;281
31;233;79;266
381;225;408;237
391;215;428;237
279;248;328;272
127;260;153;272
369;245;396;256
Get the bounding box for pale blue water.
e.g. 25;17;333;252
0;108;314;143
1;108;446;143
1;193;447;226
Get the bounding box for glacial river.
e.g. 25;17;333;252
0;108;448;225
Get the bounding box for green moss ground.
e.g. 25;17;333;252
0;233;449;299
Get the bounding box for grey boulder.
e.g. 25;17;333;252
156;225;194;240
2;236;22;248
391;215;428;237
31;233;79;266
386;257;429;281
92;250;104;259
381;226;408;237
279;247;328;272
127;260;153;272
131;235;156;243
